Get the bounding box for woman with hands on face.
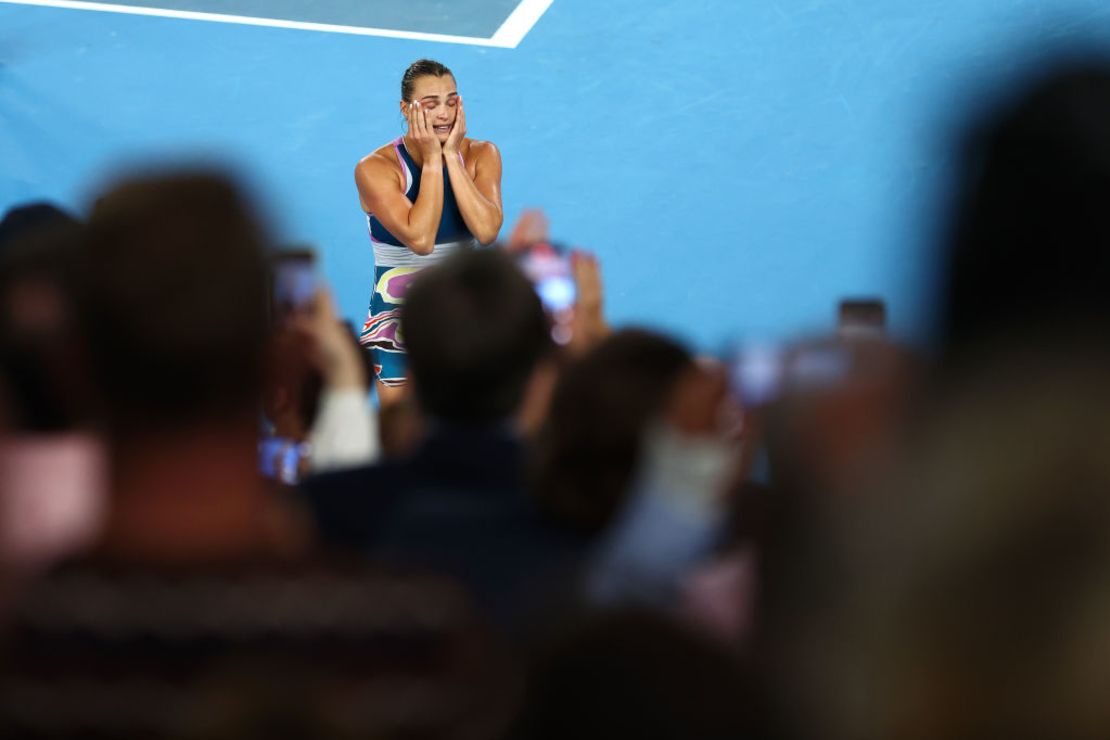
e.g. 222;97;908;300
355;59;503;406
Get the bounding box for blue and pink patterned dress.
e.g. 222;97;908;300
360;137;475;387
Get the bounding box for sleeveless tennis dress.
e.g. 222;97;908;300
360;138;475;387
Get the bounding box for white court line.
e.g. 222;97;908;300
0;0;553;48
489;0;554;48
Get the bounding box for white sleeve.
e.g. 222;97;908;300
585;422;738;605
306;388;381;473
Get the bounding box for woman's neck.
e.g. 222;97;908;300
401;135;458;169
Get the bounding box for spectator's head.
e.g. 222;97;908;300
780;353;1110;740
76;171;269;436
0;203;85;432
402;248;552;423
530;328;693;533
941;60;1110;358
0;202;80;251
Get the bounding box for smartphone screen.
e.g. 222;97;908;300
790;344;852;387
838;299;886;339
516;241;576;314
729;341;855;406
729;343;785;407
258;436;307;485
271;248;318;322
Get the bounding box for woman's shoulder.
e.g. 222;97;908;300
465;138;498;154
358;141;402;170
355;142;407;189
464;139;501;165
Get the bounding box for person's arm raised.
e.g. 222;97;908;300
354;103;444;256
567;250;610;356
442;98;503;245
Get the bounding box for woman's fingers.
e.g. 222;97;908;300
444;100;466;151
408;101;428;139
419;105;432;137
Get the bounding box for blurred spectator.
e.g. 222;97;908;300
0;202;79;244
753;60;1110;740
0;202;85;433
586;361;741;608
776;356;1110;740
67;171;305;561
0;203;105;575
583;330;917;648
262;290;380;484
529;328;694;535
0;173;502;738
303;248;585;628
940;62;1110;362
2;558;498;739
670;337;916;646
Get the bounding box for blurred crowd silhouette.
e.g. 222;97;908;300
5;58;1110;739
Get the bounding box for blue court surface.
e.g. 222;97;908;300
4;0;1110;351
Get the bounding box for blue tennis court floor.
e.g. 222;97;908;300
4;0;1110;349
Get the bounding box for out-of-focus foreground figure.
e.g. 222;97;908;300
0;173;499;739
760;60;1110;740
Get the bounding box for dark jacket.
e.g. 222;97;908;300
301;422;585;627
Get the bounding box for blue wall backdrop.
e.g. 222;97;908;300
4;0;1110;351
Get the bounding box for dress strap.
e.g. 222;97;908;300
392;137;413;193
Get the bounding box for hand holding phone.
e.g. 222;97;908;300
271;248;319;323
517;240;577;313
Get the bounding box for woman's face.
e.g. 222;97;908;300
403;74;459;142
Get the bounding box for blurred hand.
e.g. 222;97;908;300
502;210;608;353
666;360;744;441
506;209;549;254
290;289;366;391
645;361;746;510
566;250;609;356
